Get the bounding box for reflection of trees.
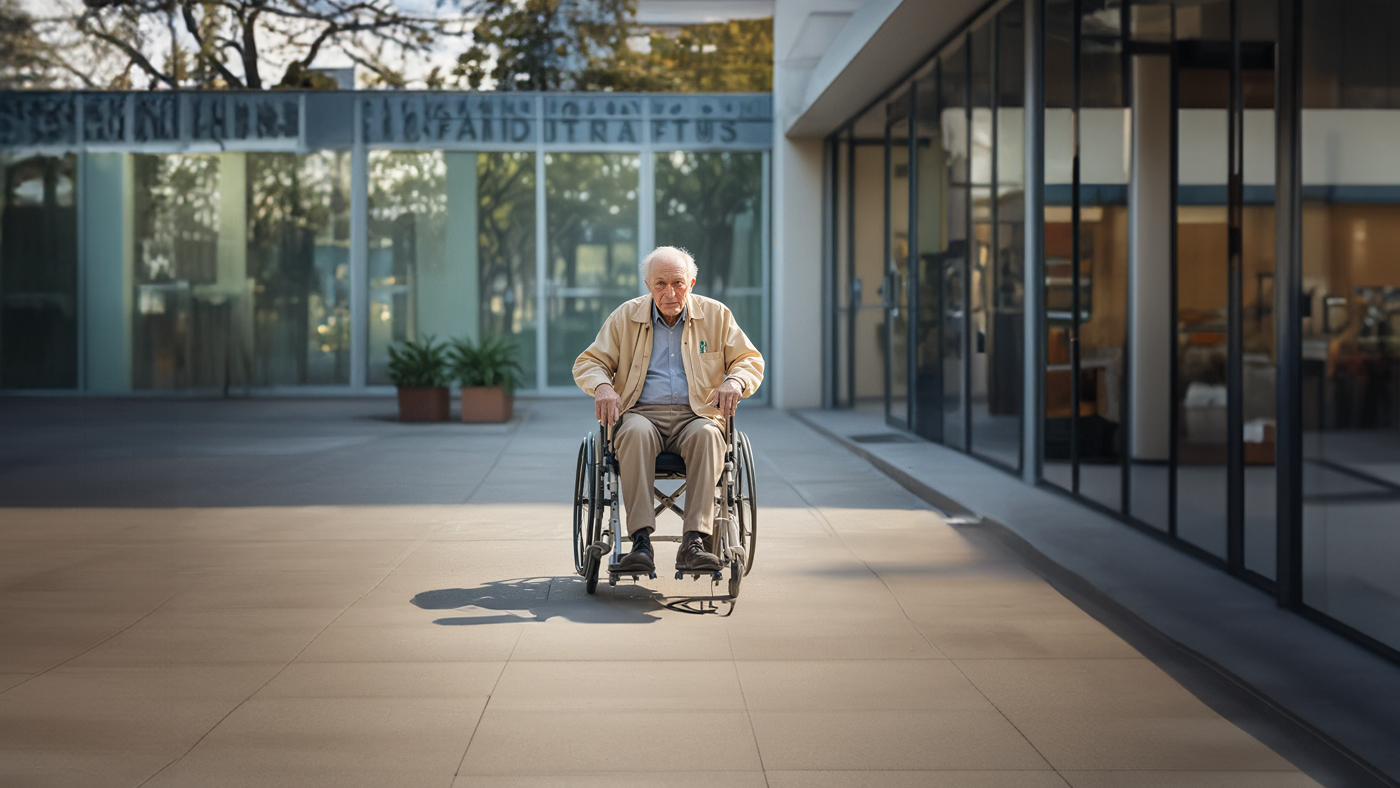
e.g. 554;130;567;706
478;152;535;337
132;154;220;283
654;151;762;296
246;152;348;385
545;153;638;291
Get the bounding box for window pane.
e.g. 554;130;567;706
988;0;1026;472
545;153;638;388
1;154;78;389
1301;0;1400;651
479;153;538;391
654;151;766;367
247;152;351;386
1043;0;1075;490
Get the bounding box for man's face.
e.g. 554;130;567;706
647;257;694;319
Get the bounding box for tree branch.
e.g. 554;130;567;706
77;17;175;88
179;0;244;87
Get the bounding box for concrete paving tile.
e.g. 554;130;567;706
488;660;744;711
748;709;1050;770
956;659;1298;771
912;615;1144;659
512;620;732;661
765;771;1070;788
257;661;506;698
453;773;769;788
734;659;990;711
726;620;944;660
296;621;524;663
0;690;242;753
141;697;484;788
1059;772;1321;788
0;748;172;788
458;710;761;774
72;624;319;667
0;673;31;692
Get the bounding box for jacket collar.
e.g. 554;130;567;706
629;293;706;323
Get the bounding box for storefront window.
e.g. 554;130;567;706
545;153;639;388
247;152;351;386
1;154;78;389
1301;0;1400;650
479;153;539;390
655;151;766;360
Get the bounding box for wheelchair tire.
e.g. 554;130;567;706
735;431;758;575
572;435;595;576
584;548;601;594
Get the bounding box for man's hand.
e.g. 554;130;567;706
710;378;743;418
594;383;622;426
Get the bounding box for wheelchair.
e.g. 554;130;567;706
572;414;757;598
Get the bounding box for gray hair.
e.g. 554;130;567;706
639;246;698;282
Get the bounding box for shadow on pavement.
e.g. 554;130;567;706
411;576;664;624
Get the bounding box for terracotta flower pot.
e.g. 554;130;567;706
397;386;450;422
460;386;513;423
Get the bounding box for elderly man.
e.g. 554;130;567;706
573;246;764;574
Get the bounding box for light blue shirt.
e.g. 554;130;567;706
637;302;689;406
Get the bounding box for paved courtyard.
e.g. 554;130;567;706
0;398;1319;787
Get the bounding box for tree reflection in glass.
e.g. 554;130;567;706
545;153;639;387
654;151;765;356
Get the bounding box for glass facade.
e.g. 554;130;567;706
0;92;771;398
1;153;77;389
823;0;1400;662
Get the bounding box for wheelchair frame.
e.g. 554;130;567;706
572;414;757;598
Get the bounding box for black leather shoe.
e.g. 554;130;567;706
615;528;654;572
676;530;721;572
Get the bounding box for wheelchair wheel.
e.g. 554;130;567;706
572;434;596;576
584;548;601;594
735;431;758;575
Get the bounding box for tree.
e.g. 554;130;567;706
453;1;772;93
453;0;634;91
53;0;461;90
0;0;60;88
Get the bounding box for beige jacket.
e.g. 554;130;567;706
572;294;765;421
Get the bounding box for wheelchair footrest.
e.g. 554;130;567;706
675;570;723;582
608;567;658;580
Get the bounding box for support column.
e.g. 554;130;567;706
1275;0;1304;608
82;152;132;393
1023;0;1045;483
350;105;368;389
213;153;251;387
1129;54;1174;462
436;152;479;343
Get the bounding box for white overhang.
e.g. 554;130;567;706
785;0;986;138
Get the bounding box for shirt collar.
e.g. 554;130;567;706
652;301;685;329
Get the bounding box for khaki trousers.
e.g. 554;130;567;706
614;404;725;536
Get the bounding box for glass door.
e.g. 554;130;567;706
884;90;914;429
543;153;640;388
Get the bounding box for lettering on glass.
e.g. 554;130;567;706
134;94;178;142
363;95;535;144
0;94;75;146
192;95;299;142
83;94;126;143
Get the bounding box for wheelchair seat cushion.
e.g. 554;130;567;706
655;452;687;475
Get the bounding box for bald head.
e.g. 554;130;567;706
640;246;697;283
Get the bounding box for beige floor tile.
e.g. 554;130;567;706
957;659;1299;771
734;660;990;711
71;624;319;667
0;748;174;788
765;771;1069;788
748;709;1050;770
257;661;506;698
453;774;769;788
913;615;1144;659
296;621;524;663
488;660;745;711
0;673;32;692
726;620;943;660
1060;771;1322;788
511;620;733;661
141;697;485;788
458;710;761;774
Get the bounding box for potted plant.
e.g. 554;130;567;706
449;334;523;423
387;335;450;422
